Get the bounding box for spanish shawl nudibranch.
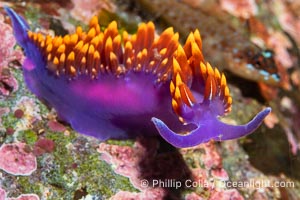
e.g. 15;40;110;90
5;7;271;148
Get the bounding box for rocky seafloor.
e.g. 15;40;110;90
0;0;300;199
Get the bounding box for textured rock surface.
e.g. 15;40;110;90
0;0;299;199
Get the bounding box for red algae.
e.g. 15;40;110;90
14;109;24;119
5;127;15;135
0;142;37;176
47;120;66;132
33;138;55;156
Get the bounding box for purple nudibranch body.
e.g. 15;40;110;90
5;7;271;148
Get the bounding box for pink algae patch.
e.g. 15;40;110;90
7;194;39;200
98;141;152;189
111;189;165;200
0;188;39;200
98;140;166;198
47;120;66;132
0;142;37;176
185;192;204;200
0;187;6;200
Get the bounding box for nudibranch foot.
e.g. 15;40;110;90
152;107;271;148
6;7;272;148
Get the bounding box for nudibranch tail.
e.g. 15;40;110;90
4;7;30;48
152;107;271;148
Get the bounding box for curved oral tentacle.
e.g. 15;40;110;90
152;107;271;148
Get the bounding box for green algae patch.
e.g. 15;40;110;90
17;130;38;146
39;130;137;199
76;153;138;198
98;9;139;34
17;176;42;197
1;112;18;132
106;139;135;147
